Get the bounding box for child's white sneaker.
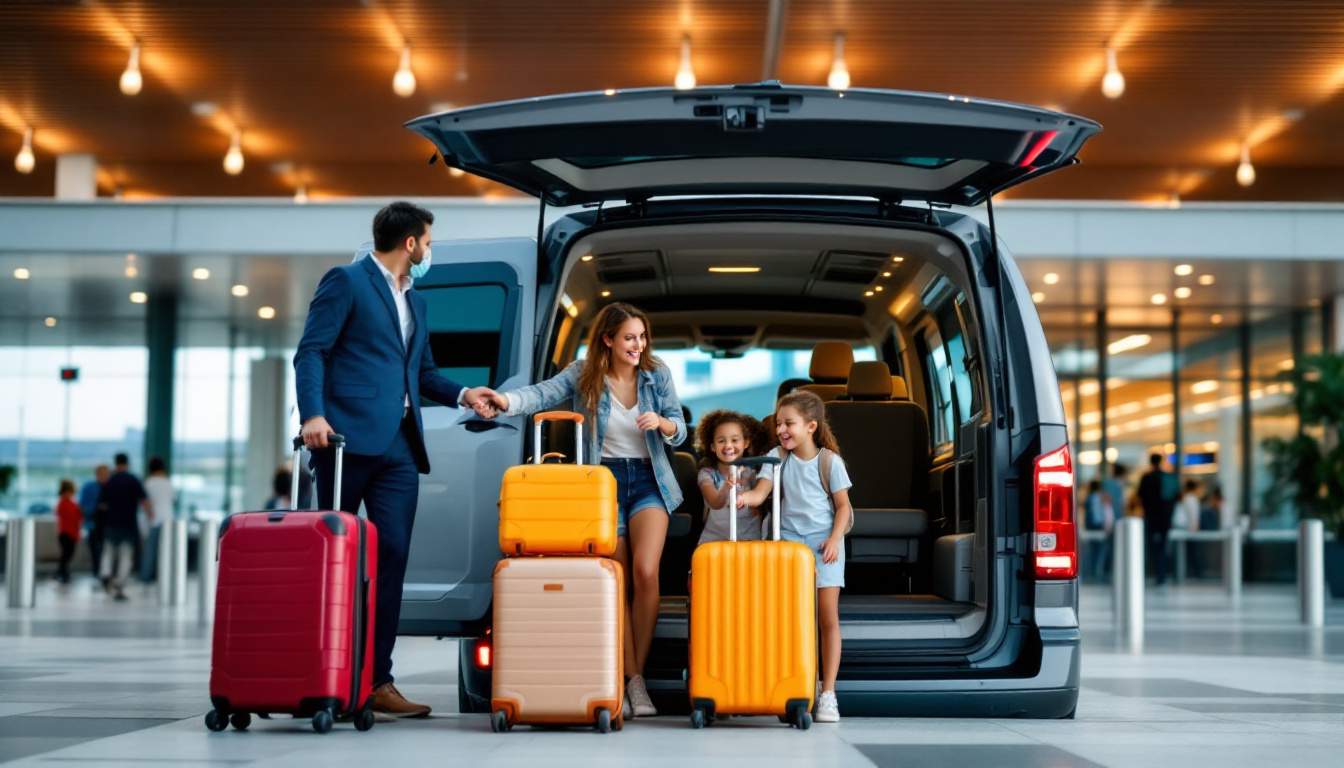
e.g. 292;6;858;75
814;691;840;723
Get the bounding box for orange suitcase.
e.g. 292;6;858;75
688;457;817;729
489;556;625;733
499;411;618;557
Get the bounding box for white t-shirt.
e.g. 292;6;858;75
766;447;852;538
145;475;174;528
601;385;649;459
697;466;761;545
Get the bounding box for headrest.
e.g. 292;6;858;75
890;376;909;400
809;342;854;383
846;361;893;400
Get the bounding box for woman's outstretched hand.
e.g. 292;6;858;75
464;387;509;419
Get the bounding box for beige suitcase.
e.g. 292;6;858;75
490;556;624;733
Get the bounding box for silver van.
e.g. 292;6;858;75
398;83;1098;718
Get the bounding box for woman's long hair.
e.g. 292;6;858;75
576;302;658;412
776;390;841;454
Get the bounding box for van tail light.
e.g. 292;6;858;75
474;634;493;670
1033;444;1077;580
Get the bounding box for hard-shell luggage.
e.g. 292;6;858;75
206;435;379;735
499;411;618;557
490;556;625;733
688;456;817;729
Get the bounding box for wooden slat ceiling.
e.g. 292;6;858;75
1;0;1342;201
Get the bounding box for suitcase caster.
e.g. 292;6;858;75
690;708;705;729
596;708;612;734
230;712;251;731
354;705;375;732
490;710;511;733
787;702;812;730
311;708;334;734
204;709;228;732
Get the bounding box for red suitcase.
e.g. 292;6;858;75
206;435;379;734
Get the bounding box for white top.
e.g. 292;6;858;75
601;383;649;459
766;446;852;538
370;254;415;411
145;475;174;527
1176;492;1201;532
697;466;760;545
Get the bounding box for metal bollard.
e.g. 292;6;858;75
5;516;37;608
157;519;189;607
1116;516;1144;652
1223;522;1242;599
1111;520;1125;619
1299;519;1325;627
198;515;221;625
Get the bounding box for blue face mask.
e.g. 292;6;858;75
409;247;432;280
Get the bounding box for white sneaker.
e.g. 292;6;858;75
626;674;657;717
814;691;840;723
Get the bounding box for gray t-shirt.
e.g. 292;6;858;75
697;466;761;545
766;447;852;538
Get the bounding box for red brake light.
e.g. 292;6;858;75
474;637;492;669
1033;444;1077;580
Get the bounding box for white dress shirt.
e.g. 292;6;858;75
368;254;471;411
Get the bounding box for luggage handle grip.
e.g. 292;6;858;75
532;411;584;465
290;433;346;510
729;460;782;542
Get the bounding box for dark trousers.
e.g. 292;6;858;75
57;534;76;582
1148;529;1171;585
313;418;421;688
88;527;104;578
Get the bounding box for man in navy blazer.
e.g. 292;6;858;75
295;201;498;718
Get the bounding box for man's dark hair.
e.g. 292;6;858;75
1149;453;1163;468
1112;462;1128;478
373;201;434;252
148;456;167;474
114;452;130;467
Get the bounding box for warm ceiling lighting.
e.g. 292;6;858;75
881;271;892;278
1151;292;1167;305
393;44;417;97
257;306;277;320
675;34;696;90
708;266;761;274
864;290;875;297
120;42;143;96
1174;264;1193;276
44;316;57;328
600;289;611;298
1108;334;1151;354
580;254;594;262
130;291;147;304
13;267;30;280
827;32;850;91
1210;313;1223;324
294;185;309;204
1191;380;1220;395
191;101;218;117
14;127;35;174
1199;274;1215;286
1101;47;1125;99
1278;358;1294;371
1031;291;1045;303
1236;142;1256;187
1174;286;1192;299
891;255;904;263
1043;272;1060;285
604;88;616;96
231;284;249;297
192;267;210;281
124;264;138;278
223;129;245;175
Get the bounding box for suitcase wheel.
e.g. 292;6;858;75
595;708;612;734
490;710;511;733
354;705;375;732
786;702;812;731
230;712;251;731
204;709;228;732
311;708;334;734
689;708;705;729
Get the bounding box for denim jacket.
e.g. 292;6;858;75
504;359;687;511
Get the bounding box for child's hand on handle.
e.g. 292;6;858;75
820;534;843;565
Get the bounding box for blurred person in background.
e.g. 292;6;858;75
98;453;152;601
140;457;174;583
1138;453;1175;586
55;479;82;584
1083;479;1113;581
79;465;109;579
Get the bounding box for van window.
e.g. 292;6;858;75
921;329;956;449
420;283;509;391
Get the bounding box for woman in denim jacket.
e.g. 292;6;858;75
477;302;685;718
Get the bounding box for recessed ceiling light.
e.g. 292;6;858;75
1174;286;1192;299
580;254;594;262
600;289;611;298
1151;293;1167;305
13;267;30;280
881;271;892;278
1174;264;1193;276
192;267;210;280
708;266;761;274
257;305;276;320
863;290;875;297
874;285;884;292
1191;380;1220;394
130;291;147;304
1108;334;1152;354
1031;291;1045;303
124;265;138;278
231;284;249;297
891;255;904;263
191;101;218;117
1210;313;1223;325
1198;274;1215;286
1043;272;1060;285
603;88;616;96
44;316;57;327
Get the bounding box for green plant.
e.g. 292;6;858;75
1261;353;1344;539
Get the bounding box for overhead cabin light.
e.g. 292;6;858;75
120;42;143;96
1031;292;1045;304
1107;334;1151;355
874;285;884;292
1174;286;1191;299
1151;292;1167;305
1236;142;1256;187
708;266;761;274
881;271;892;278
231;284;249;297
1043;272;1060;285
827;32;850;91
223;129;245;175
130;291;148;304
1199;274;1215;286
600;289;611;298
14;127;35;174
675;34;696;90
1101;47;1125;99
393;44;417;97
864;290;875;297
891;255;904;263
44;316;57;328
580;254;594;262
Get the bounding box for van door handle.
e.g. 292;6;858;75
462;419;516;433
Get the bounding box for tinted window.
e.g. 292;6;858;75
922;329;956;448
420;284;508;391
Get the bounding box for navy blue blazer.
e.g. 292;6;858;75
294;255;465;472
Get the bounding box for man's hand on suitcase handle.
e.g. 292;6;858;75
301;416;336;449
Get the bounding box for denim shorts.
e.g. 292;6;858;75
601;458;667;537
782;529;846;589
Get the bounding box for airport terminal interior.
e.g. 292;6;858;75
2;2;1343;766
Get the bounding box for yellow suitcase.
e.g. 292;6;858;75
688;457;817;729
499;411;619;557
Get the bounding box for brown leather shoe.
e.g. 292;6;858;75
370;682;431;719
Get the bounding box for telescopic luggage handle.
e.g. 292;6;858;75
291;434;345;509
728;456;782;542
532;411;585;465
